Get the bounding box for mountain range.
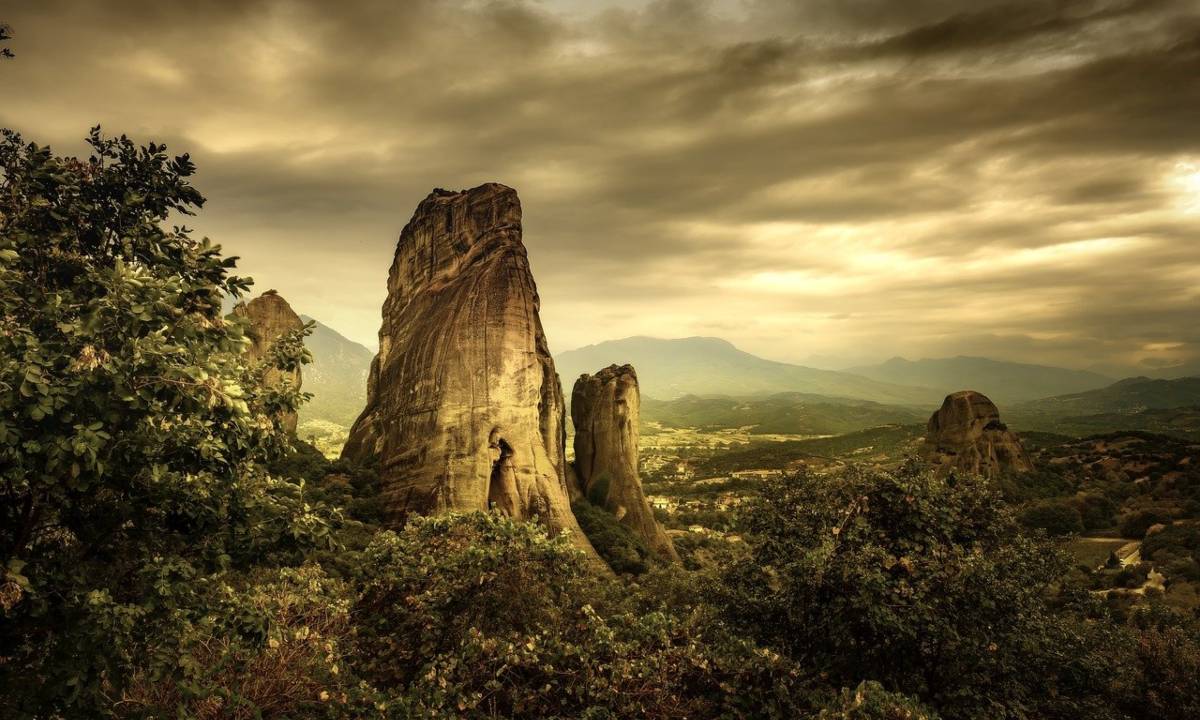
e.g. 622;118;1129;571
297;316;374;429
292;327;1200;443
554;337;938;405
845;356;1112;404
1006;377;1200;439
1010;376;1200;419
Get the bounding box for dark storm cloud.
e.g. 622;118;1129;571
0;0;1197;367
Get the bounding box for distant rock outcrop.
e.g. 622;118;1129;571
342;183;592;553
922;390;1032;478
233;290;304;433
572;364;678;561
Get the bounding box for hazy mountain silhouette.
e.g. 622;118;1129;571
297;316;374;428
1011;376;1200;418
554;336;938;405
846;356;1112;404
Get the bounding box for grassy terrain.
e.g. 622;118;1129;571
1065;536;1128;569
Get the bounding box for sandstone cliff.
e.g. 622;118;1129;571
342;183;591;553
572;364;678;561
233;290;304;433
922;390;1033;479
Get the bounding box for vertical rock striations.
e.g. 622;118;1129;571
572;364;678;561
233;290;304;433
342;183;592;553
922;390;1033;479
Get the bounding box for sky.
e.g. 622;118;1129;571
2;0;1199;373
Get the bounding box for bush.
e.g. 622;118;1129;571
817;681;938;720
721;462;1106;719
1120;510;1174;539
572;499;654;574
353;512;804;718
1020;500;1085;536
0;129;336;715
113;566;365;719
1074;494;1118;531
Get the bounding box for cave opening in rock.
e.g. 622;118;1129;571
488;437;516;515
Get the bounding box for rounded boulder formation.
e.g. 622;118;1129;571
922;390;1033;479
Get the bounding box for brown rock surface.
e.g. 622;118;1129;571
233;290;304;433
572;364;678;561
342;183;592;553
922;390;1033;478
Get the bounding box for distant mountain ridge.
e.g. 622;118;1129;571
1011;376;1200;419
297;316;374;428
554;336;939;406
846;355;1112;404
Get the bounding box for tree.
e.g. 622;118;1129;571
720;462;1110;719
354;512;803;718
1019;499;1085;536
0;128;333;716
0;23;13;59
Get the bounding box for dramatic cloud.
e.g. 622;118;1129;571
1;0;1197;373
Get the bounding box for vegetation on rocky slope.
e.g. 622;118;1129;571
4;132;1199;719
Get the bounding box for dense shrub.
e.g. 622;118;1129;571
0;129;339;716
721;463;1109;719
572;498;655;574
816;681;937;720
1143;524;1200;582
353;512;804;719
1120;510;1174;539
1073;493;1118;531
113;566;365;719
1020;499;1085;536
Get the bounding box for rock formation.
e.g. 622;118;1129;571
922;390;1033;478
233;290;304;433
572;364;678;561
342;183;592;553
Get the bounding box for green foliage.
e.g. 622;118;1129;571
1074;493;1118;530
113;565;365;719
721;462;1107;719
1120;509;1174;539
817;681;938;720
571;499;654;574
353;512;599;690
1143;523;1200;582
354;512;804;719
1117;625;1200;720
1019;499;1085;536
0;129;336;716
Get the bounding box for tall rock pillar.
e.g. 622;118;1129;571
572;364;678;561
342;183;592;554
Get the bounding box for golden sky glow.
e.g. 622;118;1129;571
1;0;1198;375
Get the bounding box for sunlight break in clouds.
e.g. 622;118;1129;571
0;0;1197;373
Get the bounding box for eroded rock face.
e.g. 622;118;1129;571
233;290;304;433
342;183;591;553
572;364;678;561
923;390;1032;478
